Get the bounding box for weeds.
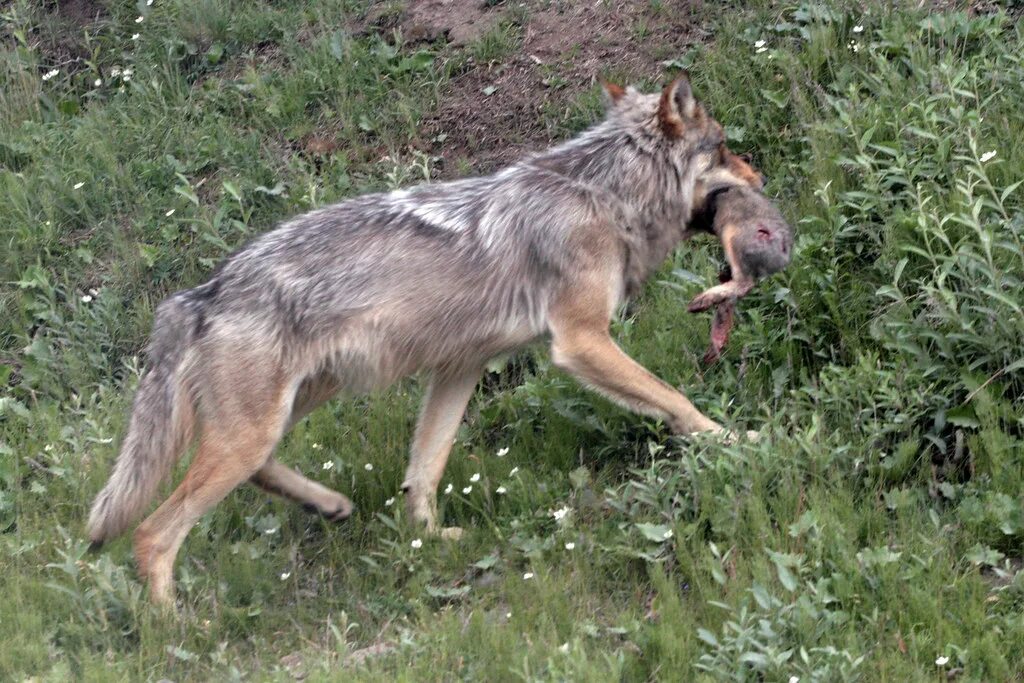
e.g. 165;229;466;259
2;1;1024;680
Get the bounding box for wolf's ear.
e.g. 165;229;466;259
601;81;626;108
658;73;698;137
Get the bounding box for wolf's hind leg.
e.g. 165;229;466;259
401;367;480;532
133;376;292;607
251;457;354;521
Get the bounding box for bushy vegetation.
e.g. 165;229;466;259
2;0;1023;680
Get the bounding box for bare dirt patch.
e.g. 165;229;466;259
408;0;704;175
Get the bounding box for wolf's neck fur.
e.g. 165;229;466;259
526;117;697;272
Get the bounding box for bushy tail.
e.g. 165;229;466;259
87;294;201;544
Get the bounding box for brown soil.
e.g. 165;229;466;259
386;0;706;176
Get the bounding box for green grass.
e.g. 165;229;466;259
3;1;1024;680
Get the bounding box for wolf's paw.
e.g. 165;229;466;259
439;526;464;541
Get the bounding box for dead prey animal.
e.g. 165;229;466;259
686;184;793;363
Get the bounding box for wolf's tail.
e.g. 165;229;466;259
87;292;204;545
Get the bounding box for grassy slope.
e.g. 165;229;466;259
3;1;1024;680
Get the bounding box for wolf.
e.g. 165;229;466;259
87;75;779;605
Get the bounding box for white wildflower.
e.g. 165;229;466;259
853;25;864;33
523;572;534;580
756;46;767;54
364;463;373;471
509;466;519;476
411;538;423;549
470;472;480;482
73;181;85;189
42;69;59;81
44;444;54;452
444;483;453;495
135;15;144;23
980;150;997;163
147;0;154;5
496;486;507;495
322;461;333;470
506;611;512;618
111;67;122;77
663;529;674;540
462;485;472;494
754;39;766;48
564;542;575;550
496;446;509;457
552;506;571;522
131;33;140;41
81;294;93;303
384;497;395;507
936;656;949;666
280;572;291;580
559;643;569;654
94;78;102;87
165;208;175;217
264;527;278;535
789;677;800;683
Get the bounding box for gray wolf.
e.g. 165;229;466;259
87;75;781;605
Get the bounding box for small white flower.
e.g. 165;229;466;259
73;181;85;189
131;33;140;41
165;208;175;217
81;294;93;303
523;572;534;580
756;46;767;54
558;642;569;654
384;497;395;507
853;25;864;33
754;39;766;48
663;529;674;540
444;483;453;495
496;447;509;457
496;486;507;495
311;442;322;450
789;677;800;683
111;67;122;77
280;572;291;580
564;542;575;550
94;78;102;87
44;444;54;452
506;611;512;618
264;527;278;535
42;69;59;81
322;461;333;470
89;287;99;296
147;0;154;5
936;656;949;666
411;538;423;549
849;40;860;53
980;150;997;163
364;463;373;471
470;472;480;483
462;485;472;494
135;15;144;23
509;467;519;476
552;506;571;522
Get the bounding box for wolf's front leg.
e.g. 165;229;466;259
401;368;480;533
550;329;724;435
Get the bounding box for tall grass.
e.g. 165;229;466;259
2;1;1023;680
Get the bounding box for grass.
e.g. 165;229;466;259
3;0;1024;680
